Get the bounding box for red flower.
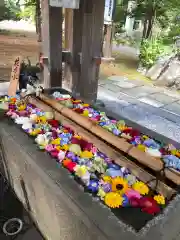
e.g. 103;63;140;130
52;131;58;139
74;108;84;114
48;120;59;128
63;125;74;134
66;161;77;172
50;149;59;158
71;137;80;145
129;197;141;207
80;139;93;151
122;128;140;138
139;197;160;215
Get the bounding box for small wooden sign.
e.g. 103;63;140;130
49;0;79;9
8;56;22;97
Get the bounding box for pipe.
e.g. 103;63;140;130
26;96;175;199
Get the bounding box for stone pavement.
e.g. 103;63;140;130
97;76;180;144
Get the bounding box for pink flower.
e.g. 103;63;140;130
126;189;142;200
45;144;55;152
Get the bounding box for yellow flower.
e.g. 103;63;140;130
74;134;81;140
154;195;165;205
111;177;129;194
61;144;69;151
69;144;81;156
56;146;61;151
104;192;123;208
18;104;26;111
97;187;106;200
82;110;89;117
51;138;61;145
74;165;88;178
102;176;112;183
132;181;149;195
80;151;93;159
83;104;89;107
29;128;41;136
137;144;146;151
39;116;47;124
142;135;149;140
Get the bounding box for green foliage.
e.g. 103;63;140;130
17;5;35;22
139;38;164;68
0;0;21;21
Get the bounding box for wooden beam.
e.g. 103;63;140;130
79;0;105;102
41;0;63;88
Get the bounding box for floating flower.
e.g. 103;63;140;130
57;150;66;162
62;159;72;168
74;165;88;178
97;187;106;200
126;189;142;200
61;144;69;151
87;180;99;193
48;119;59;128
154;195;165;205
125;174;137;185
66;161;77;173
102;176;112;183
45;144;54;152
111;177;129;194
51;138;61;145
132;181;149;195
104;192;123;208
139;197;160;215
69;144;81;156
122;194;129;207
50;149;59;158
80;151;93;159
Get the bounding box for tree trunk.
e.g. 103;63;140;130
35;0;42;42
142;19;148;39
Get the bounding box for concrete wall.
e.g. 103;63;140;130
1;117;180;240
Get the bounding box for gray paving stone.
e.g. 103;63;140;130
108;75;129;82
114;81;137;89
163;89;180;99
149;92;178;105
138;97;163;108
137;114;180;143
163;101;180;116
102;83;124;93
98;86;121;98
121;85;160;98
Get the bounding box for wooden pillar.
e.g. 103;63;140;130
79;0;105;102
71;0;84;97
64;8;73;89
103;24;113;58
41;0;63;88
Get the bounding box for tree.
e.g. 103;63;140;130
130;0;180;39
0;0;21;21
20;0;42;41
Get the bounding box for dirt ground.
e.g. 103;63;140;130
0;31;39;82
0;30;147;83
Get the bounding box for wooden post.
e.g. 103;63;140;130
103;24;113;58
71;0;84;97
41;0;63;88
78;0;105;102
64;8;73;89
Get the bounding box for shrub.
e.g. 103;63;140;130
139;38;164;68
